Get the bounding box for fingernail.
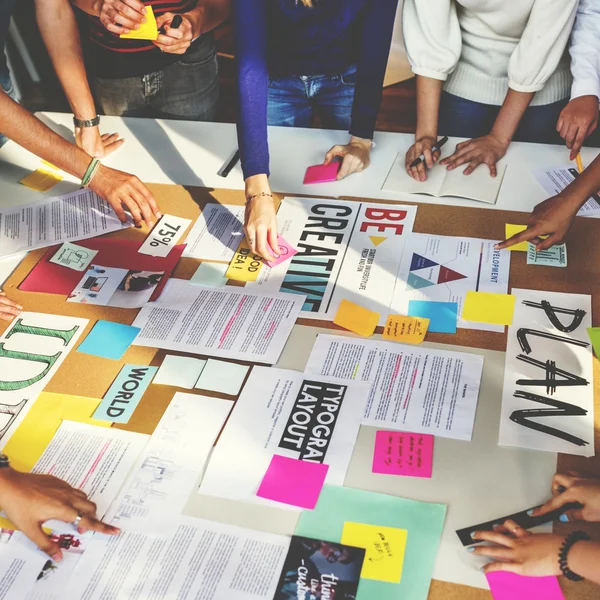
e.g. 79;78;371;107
51;552;62;563
156;212;162;218
135;24;140;29
527;509;535;516
16;305;23;310
110;526;121;533
470;532;477;539
559;513;570;523
492;524;501;530
494;244;500;250
467;547;476;553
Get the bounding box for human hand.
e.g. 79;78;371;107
530;473;600;523
154;13;196;54
324;136;372;180
405;136;441;181
0;468;119;562
243;175;280;262
75;126;124;159
96;0;147;34
557;96;599;161
89;164;161;227
495;193;578;251
470;520;564;576
0;292;22;321
440;134;508;176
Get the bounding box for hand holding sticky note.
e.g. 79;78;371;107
120;6;158;40
334;299;379;337
383;314;429;344
264;235;298;268
303;161;341;184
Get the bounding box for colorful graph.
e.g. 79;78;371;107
407;253;467;290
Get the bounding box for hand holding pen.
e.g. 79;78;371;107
405;136;449;182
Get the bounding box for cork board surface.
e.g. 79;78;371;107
2;184;599;600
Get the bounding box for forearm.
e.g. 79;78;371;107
490;89;534;145
569;540;600;585
0;92;91;178
188;0;231;37
36;0;97;120
415;76;443;138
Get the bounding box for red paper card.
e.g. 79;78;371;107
303;162;340;184
19;238;185;301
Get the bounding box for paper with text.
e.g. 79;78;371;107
138;214;192;257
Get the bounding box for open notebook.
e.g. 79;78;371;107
382;152;507;205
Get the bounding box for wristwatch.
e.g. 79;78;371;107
0;453;9;469
73;115;100;128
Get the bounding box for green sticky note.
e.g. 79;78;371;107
526;243;567;267
295;485;446;600
587;328;600;358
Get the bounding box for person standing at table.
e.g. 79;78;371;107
556;0;600;160
235;0;398;261
403;0;579;183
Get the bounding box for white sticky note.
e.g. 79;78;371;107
49;242;98;271
190;262;229;287
195;359;250;396
138;214;192;257
153;355;207;389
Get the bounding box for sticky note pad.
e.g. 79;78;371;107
334;299;380;337
195;359;250;396
462;291;516;326
256;454;329;509
372;430;434;478
77;321;140;360
383;315;429;344
407;300;458;334
120;5;158;40
93;364;157;423
154;355;207;389
49;242;98;272
19;168;63;192
587;328;600;358
341;522;408;583
190;262;228;287
526;243;567;267
265;235;298;268
226;239;263;282
486;572;565;600
504;224;529;252
303;162;340;184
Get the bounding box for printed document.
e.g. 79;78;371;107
305;334;484;440
132;278;304;364
0;538;46;600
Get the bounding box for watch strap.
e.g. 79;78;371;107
0;453;9;468
73;115;100;128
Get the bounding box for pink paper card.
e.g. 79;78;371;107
486;572;565;600
303;162;340;184
265;235;298;268
372;430;434;478
256;454;329;509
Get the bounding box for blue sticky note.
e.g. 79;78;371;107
93;364;157;423
408;300;458;334
77;320;141;360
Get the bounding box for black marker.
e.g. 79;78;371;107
159;14;183;34
219;149;240;178
410;136;449;168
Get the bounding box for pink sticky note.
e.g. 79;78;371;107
372;430;434;478
265;234;298;268
303;162;340;184
256;454;329;509
486;573;565;600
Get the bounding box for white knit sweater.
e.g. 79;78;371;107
403;0;579;107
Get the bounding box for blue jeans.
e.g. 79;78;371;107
438;91;568;145
92;35;219;121
267;65;357;129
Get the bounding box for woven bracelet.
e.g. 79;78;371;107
81;157;101;188
558;530;590;581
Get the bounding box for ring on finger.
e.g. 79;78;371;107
73;511;83;528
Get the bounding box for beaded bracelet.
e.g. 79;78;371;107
246;192;273;204
81;157;101;188
558;531;590;581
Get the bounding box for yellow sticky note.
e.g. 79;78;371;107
462;290;516;326
504;224;528;251
382;315;429;344
225;239;263;282
19;168;63;192
341;522;408;584
0;392;109;530
334;299;379;337
120;6;158;40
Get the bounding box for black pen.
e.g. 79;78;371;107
410;136;449;168
219;149;240;178
159;14;183;34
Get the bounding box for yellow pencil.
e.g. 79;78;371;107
576;153;584;174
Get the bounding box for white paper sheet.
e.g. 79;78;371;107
153;355;207;388
246;196;417;325
106;393;232;532
66;516;290;600
182;203;245;260
0;312;88;446
391;233;511;332
131;278;304;364
533;165;600;216
194;359;250;396
382;152;507;205
200;367;370;507
0;189;129;259
0;539;46;599
305;334;484;440
499;289;594;456
138;214;192;257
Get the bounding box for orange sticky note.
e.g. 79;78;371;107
19;168;63;192
334;299;379;337
225;239;263;282
120;6;158;41
382;315;429;344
